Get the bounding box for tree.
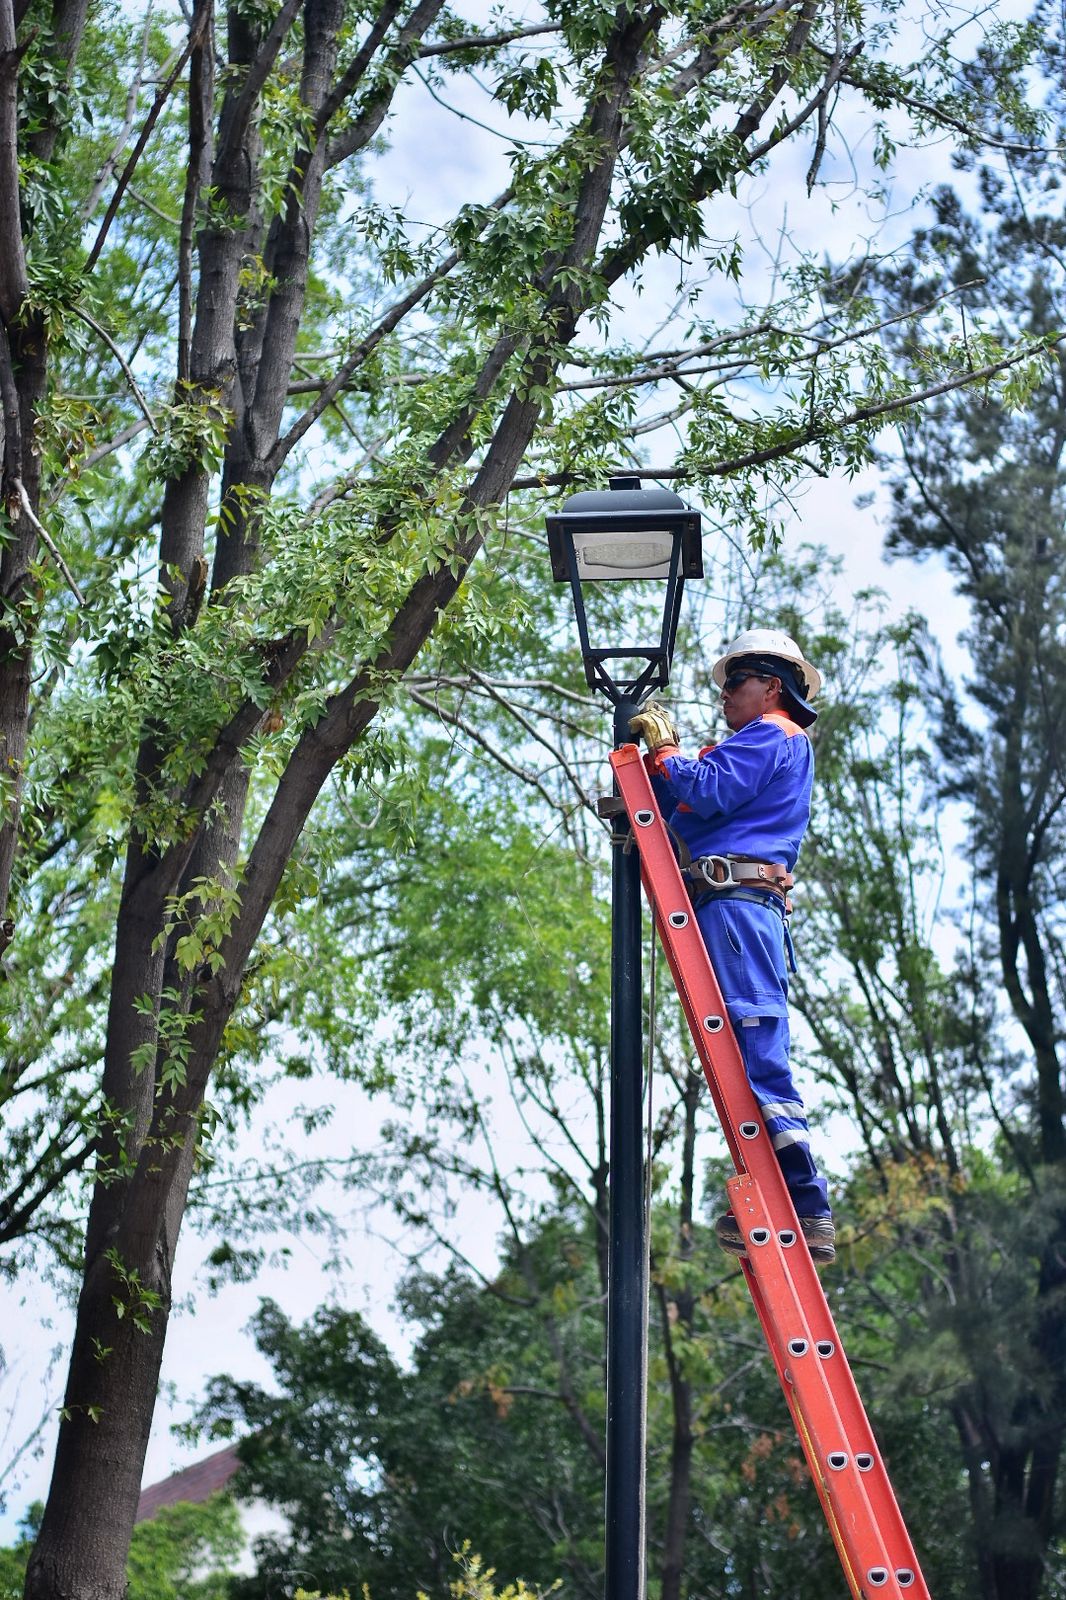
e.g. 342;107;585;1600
0;1497;241;1600
754;341;1066;1594
849;91;1066;1590
125;1497;244;1600
0;0;1050;1594
197;1300;406;1597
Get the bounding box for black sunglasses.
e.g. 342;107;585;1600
722;669;773;693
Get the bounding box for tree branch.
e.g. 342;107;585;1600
11;480;85;604
598;0;827;293
47;418;151;502
324;0;446;168
312;0;403;137
69;306;158;434
507;340;1058;491
834;57;1065;157
268;186;513;472
221;0;301;160
417;23;562;60
407;687;565;814
0;1132;97;1244
77;4;154;225
178;0;213;384
0;0;29;326
83;2;210;275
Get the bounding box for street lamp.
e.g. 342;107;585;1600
546;476;704;1600
546;476;703;708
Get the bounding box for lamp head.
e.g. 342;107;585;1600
544;477;705;706
546;480;704;584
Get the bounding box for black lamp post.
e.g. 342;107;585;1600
546;476;703;1600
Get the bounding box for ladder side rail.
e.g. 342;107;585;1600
610;745;930;1600
648;889;925;1590
641;897;746;1168
743;1266;867;1600
734;1168;930;1590
633;806;927;1595
730;1174;927;1599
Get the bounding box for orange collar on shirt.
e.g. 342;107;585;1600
761;710;806;738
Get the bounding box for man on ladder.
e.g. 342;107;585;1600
629;627;835;1266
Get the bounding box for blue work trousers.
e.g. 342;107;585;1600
694;892;830;1218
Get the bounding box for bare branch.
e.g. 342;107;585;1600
0;1132;97;1244
417;22;562;60
11;480;85;605
127;184;180;227
625;394;696;437
409;671;596;710
78;4;154;224
68;306;158;434
408;687;566;813
660;0;793;100
747;34;864;164
83;2;210;274
833;56;1066;157
467;667;595;812
306;435;392;513
46;418;151;504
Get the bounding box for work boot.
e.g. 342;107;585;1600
715;1211;836;1267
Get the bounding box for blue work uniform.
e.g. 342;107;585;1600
649;711;829;1217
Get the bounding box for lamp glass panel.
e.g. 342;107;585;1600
572;527;676;581
580;577;673;652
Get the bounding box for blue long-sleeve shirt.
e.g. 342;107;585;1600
649;711;813;868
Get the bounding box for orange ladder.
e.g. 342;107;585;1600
610;742;930;1600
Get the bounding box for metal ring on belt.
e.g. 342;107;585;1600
683;853;793;900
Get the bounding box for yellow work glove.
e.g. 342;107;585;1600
628;702;680;753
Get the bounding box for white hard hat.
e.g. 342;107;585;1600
711;628;822;698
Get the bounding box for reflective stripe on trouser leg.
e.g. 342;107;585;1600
737;1016;829;1217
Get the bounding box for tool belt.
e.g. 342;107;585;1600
682;853;793;906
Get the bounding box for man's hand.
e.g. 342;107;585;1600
630;702;681;776
629;702;679;753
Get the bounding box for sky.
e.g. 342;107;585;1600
0;0;1004;1545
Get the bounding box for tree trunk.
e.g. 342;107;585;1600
0;0;88;933
0;317;47;928
24;1252;174;1600
25;1107;201;1600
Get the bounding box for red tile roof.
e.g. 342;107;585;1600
136;1442;242;1523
